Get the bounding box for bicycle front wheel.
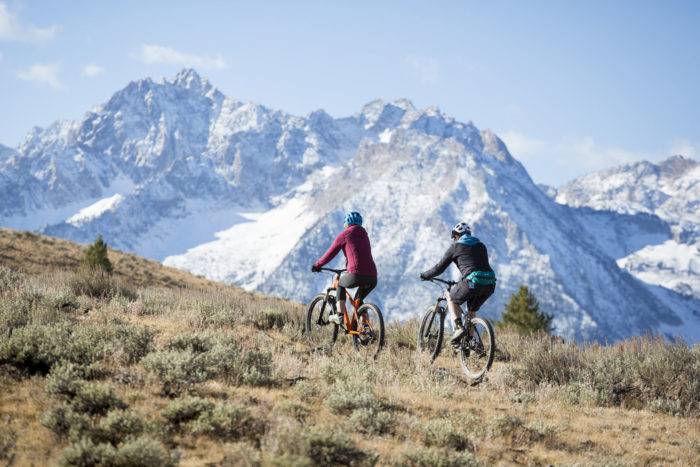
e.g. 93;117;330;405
353;303;385;359
459;317;495;382
417;305;444;362
305;293;339;352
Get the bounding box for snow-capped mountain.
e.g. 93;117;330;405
553;156;700;309
1;69;697;342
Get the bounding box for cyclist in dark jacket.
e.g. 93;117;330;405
420;222;496;345
312;211;377;325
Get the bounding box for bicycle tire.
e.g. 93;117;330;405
352;303;385;359
305;293;339;350
418;305;444;362
459;317;495;382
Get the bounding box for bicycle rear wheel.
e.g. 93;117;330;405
417;305;444;362
352;303;385;359
305;293;339;351
459;317;495;382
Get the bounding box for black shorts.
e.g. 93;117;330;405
450;280;494;311
337;273;377;302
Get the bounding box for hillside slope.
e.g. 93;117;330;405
0;228;215;290
0;233;698;465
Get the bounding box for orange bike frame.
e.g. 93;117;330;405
332;276;372;336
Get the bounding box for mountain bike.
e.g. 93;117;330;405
417;277;495;382
306;267;385;359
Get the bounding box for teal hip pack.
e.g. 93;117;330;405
465;271;497;286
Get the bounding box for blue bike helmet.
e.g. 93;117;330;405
344;211;363;227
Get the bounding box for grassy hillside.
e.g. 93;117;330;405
0;228;215;290
0;231;698;466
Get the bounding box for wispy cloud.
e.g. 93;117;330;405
0;2;57;42
499;130;698;185
134;44;226;70
81;63;104;78
17;63;62;89
669;139;698;159
404;55;439;84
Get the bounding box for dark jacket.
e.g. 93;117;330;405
422;234;493;279
314;224;377;277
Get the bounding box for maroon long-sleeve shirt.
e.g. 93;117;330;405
313;224;377;277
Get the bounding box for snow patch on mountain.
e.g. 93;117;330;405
618;240;700;299
67;194;124;226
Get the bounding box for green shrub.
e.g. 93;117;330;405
166;333;213;353
82;235;113;273
190;403;265;443
112;323;155;364
248;308;288;331
324;383;378;414
421;419;472;451
143;347;220;395
97;409;145;444
348;407;395;435
511;336;582;386
0;324;91;373
161;396;214;428
303;428;374;466
70;382;126;416
46;362;102;398
499;286;552;335
68;268;136;300
58;438;116;467
41;403;92;440
144;339;273;395
397;446;481;467
112;436;174;467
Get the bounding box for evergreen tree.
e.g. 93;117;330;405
499;285;552;334
82;235;113;273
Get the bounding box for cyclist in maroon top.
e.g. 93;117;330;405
312;211;377;325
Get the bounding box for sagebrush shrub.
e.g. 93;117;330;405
41;403;92;440
324;382;378;414
97;409;146;444
421;419;472;451
161;396;214;428
112;437;174;467
58;438;117;467
68;268;136;300
248;308;288;331
348;407;395;435
190;403;265;443
46;362;102;398
397;446;481;467
142;349;213;395
70;382;126;416
303;428;374;466
166;333;214;353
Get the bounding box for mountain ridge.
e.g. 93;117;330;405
1;68;698;342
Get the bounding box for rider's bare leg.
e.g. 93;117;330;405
447;296;463;327
338;298;348;320
467;309;477;337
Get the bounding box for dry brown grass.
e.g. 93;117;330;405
0;228;215;290
0;231;698;466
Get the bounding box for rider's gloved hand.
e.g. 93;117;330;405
419;272;429;281
311;264;321;273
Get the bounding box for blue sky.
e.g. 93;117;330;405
1;0;698;185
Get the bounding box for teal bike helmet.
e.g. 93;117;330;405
344;211;363;227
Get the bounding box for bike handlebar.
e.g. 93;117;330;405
318;267;347;275
428;277;457;287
